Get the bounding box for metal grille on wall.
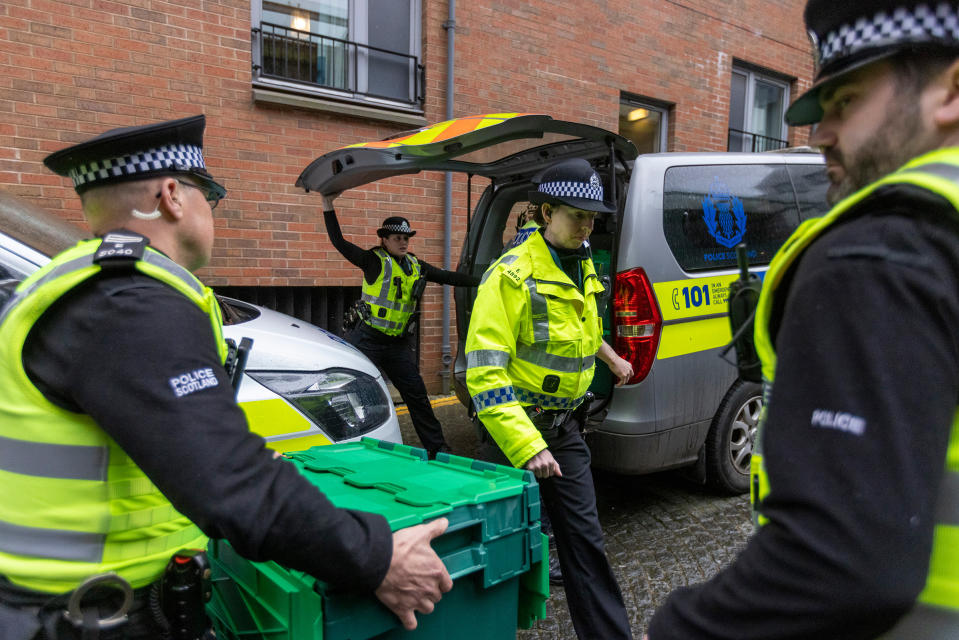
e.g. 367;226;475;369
215;285;360;337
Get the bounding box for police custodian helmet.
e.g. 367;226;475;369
529;158;616;214
43;114;226;200
786;0;959;125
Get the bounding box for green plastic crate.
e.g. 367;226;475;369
207;438;548;640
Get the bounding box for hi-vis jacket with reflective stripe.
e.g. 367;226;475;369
0;238;219;593
752;148;959;636
465;231;604;468
361;248;421;336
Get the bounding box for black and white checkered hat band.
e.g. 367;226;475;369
68;143;207;188
818;3;959;69
538;180;604;202
382;222;413;234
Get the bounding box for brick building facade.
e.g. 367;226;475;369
0;0;814;393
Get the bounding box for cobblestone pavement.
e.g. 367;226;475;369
397;397;752;639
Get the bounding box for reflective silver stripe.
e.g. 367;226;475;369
365;316;403;331
526;278;550;343
467;349;510;369
141;251;205;296
516;344;594;373
378;250;393;301
0;520;104;563
936;469;959;526
481;254;519;286
361;292;415;312
899;162;959;183
0;435;107;481
0;254;94;326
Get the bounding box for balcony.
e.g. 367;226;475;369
727;128;788;153
253;22;424;109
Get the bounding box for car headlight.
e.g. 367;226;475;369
246;369;391;441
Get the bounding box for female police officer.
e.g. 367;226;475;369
322;193;479;459
465;158;632;639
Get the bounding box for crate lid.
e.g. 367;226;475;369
283;438;536;531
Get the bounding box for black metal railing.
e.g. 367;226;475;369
253;22;424;108
727;128;788;152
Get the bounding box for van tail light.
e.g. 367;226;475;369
612;267;662;384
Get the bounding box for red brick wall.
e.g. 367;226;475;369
0;0;814;393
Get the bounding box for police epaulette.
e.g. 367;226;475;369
93;230;149;267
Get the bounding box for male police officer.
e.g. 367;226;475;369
646;1;959;638
466;158;633;639
0;115;451;639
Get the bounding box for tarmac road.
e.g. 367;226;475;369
395;396;752;639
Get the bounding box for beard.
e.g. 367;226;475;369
823;96;931;205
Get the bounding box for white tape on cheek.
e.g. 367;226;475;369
131;208;161;220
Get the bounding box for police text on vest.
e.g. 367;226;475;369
169;367;219;397
810;409;866;436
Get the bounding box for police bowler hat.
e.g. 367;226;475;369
377;216;416;237
528;158;615;214
786;0;959;125
44;114;226;199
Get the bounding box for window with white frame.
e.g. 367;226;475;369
252;0;423;110
728;65;790;152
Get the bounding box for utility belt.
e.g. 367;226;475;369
0;550;211;640
524;392;593;438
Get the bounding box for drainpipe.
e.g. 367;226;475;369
440;0;456;395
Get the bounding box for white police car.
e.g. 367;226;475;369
0;191;402;452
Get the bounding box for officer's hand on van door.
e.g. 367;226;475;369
525;449;563;479
321;191;343;211
375;517;453;631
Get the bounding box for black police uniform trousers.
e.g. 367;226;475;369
538;414;633;640
347;323;449;456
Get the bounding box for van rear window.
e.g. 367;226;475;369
663;163;824;271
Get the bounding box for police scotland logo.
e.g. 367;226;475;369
702;177;747;249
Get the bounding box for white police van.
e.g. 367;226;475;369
0;191;402;452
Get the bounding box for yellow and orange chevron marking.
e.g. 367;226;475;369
345;113;539;150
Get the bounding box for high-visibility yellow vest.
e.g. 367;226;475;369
752;149;959;634
0;237;221;593
465;232;604;467
361;248;421;336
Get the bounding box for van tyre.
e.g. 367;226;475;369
706;379;762;494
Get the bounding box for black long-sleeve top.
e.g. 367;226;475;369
648;189;959;639
324;209;480;288
23;268;393;592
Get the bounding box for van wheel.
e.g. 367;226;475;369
705;379;762;494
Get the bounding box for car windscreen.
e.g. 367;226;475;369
662;162;826;271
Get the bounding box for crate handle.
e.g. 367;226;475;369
441;544;486;580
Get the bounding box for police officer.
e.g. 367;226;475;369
322;192;480;460
0;115;452;639
466;158;633;639
647;1;959;638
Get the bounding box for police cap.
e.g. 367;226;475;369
43;114;226;199
786;0;959;125
377;216;416;237
529;158;615;214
